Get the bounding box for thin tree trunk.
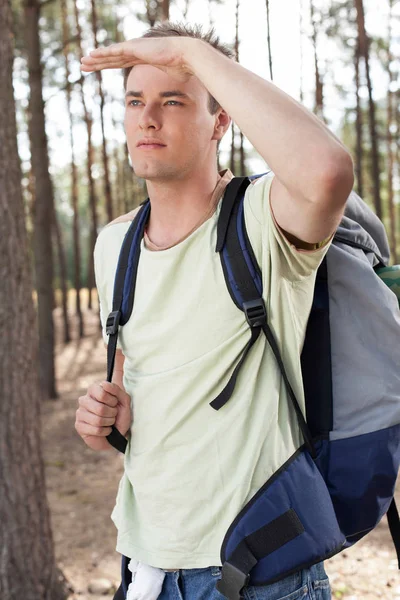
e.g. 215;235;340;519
24;0;57;398
355;38;364;198
74;0;98;310
386;0;397;262
354;0;382;219
53;206;71;343
230;123;236;173
161;0;169;20
0;0;68;596
265;0;273;80
183;0;190;19
146;0;157;26
299;0;304;103
91;0;113;223
208;0;214;28
310;0;324;120
61;0;84;337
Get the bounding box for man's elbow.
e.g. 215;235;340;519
317;151;355;209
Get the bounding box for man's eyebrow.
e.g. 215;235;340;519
125;90;190;99
159;90;190;99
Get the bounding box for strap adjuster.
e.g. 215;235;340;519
243;298;266;328
216;562;250;600
106;310;121;335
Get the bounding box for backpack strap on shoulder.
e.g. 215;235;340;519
212;176;315;458
105;200;151;453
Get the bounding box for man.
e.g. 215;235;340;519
75;22;354;600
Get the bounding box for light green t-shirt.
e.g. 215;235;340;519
93;173;331;569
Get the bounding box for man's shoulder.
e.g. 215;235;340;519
103;205;142;230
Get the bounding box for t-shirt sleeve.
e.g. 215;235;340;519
246;173;333;281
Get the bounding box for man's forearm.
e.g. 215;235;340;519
184;39;352;203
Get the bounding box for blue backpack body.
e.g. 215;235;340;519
105;175;400;600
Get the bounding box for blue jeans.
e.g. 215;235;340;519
156;562;330;600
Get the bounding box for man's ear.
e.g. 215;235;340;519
212;108;231;142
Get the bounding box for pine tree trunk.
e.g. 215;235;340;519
53;206;71;344
354;0;382;219
310;0;324;120
299;0;304;103
265;0;273;80
24;0;57;399
386;0;397;262
146;0;157;26
0;1;68;597
355;39;364;199
183;0;190;19
91;0;113;223
74;0;98;310
62;0;84;337
161;0;169;20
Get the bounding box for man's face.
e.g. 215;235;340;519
124;65;222;181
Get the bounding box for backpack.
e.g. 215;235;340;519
104;175;400;600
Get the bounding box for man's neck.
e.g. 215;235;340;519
144;168;221;248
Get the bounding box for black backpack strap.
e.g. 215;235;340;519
213;177;315;458
387;499;400;568
105;200;151;453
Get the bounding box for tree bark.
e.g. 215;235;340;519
354;38;364;199
52;206;71;344
385;0;397;262
299;0;304;103
354;0;382;219
161;0;169;20
0;0;68;596
310;0;324;120
61;0;84;337
91;0;113;223
265;0;273;80
73;0;98;310
24;0;57;398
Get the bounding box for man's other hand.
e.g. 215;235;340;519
75;381;132;451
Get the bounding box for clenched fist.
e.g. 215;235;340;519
75;381;132;451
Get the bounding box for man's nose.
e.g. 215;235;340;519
139;105;161;130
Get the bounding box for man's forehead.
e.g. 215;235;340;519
126;64;206;100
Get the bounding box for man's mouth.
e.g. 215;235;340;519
137;139;166;149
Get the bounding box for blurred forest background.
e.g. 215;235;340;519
1;0;400;598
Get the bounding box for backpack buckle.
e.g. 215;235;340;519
243;299;266;328
106;310;121;335
216;562;249;599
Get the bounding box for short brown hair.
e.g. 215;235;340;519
123;22;235;114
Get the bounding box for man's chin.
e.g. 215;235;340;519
133;164;182;182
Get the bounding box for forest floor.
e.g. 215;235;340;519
42;300;400;600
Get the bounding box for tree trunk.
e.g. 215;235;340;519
385;0;397;262
161;0;169;20
230;123;236;173
24;0;57;399
310;0;324;120
146;0;157;26
354;0;382;219
354;38;364;199
91;0;113;223
52;206;71;344
265;0;273;80
0;0;68;597
61;0;84;337
73;1;98;310
299;0;304;103
183;0;190;19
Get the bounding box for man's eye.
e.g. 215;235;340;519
129;100;142;106
165;101;182;106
